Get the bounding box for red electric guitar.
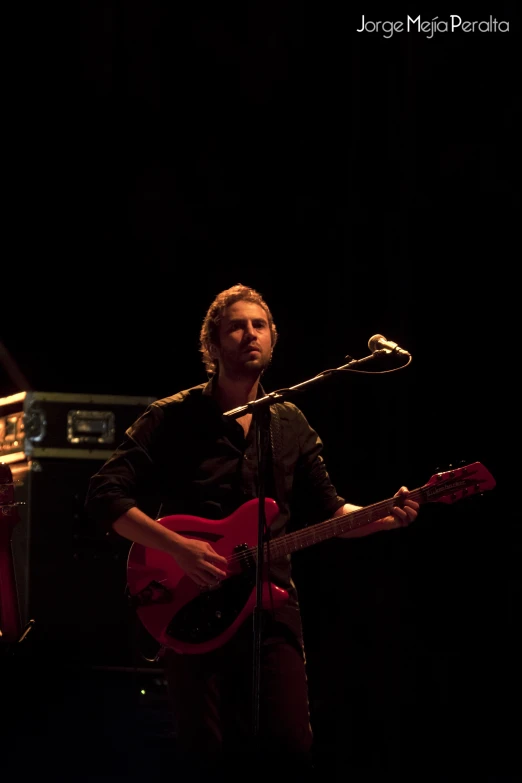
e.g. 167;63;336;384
126;461;496;655
0;463;23;647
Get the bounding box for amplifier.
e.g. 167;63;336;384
0;389;158;667
8;458;154;667
0;390;156;464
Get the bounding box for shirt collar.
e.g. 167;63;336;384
202;376;267;400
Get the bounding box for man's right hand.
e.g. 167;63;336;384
112;507;229;588
170;537;229;588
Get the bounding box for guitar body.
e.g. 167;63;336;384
127;497;286;655
127;461;496;656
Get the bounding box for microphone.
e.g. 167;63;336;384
368;334;411;357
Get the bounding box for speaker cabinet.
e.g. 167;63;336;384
9;458;147;667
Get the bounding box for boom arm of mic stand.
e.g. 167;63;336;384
223;391;285;420
223;353;381;420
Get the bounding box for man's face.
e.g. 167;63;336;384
214;300;273;379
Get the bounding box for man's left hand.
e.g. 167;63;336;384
377;486;419;530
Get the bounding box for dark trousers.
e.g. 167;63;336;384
164;619;314;779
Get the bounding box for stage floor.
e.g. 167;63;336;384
3;647;520;782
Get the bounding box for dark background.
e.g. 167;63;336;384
2;3;519;780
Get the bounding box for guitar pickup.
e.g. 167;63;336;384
128;580;172;607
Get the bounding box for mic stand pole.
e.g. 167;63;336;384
251;403;270;740
223;350;388;744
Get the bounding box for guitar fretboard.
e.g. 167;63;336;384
256;488;425;561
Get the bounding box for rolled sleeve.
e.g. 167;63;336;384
290;405;346;521
84;404;164;532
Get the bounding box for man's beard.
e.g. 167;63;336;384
222;351;271;379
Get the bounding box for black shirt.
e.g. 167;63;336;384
84;378;345;646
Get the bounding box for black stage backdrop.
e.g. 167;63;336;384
2;4;519;780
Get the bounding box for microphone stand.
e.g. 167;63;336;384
223;349;391;743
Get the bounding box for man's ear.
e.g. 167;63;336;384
209;344;219;358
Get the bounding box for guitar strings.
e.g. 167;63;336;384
223;488;426;568
224;472;486;568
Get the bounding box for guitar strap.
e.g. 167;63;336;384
269;402;285;510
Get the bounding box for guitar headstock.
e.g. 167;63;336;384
422;462;496;505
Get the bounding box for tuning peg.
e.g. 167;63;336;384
434;463;454;472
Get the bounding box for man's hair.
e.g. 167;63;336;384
199;283;278;375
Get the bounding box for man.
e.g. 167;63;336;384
84;283;419;778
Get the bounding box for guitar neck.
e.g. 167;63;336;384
0;507;22;644
262;457;496;560
0;465;23;644
266;488;424;560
